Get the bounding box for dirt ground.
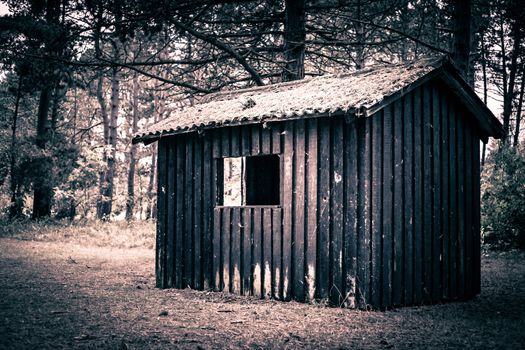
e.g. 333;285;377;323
0;238;524;349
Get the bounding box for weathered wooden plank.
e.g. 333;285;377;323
344;118;357;308
472;139;481;294
156;139;168;288
261;125;272;154
371;111;383;309
331;118;344;306
432;83;442;301
230;126;241;157
383;103;395;308
202;136;213;289
271;124;281;154
413;86;423;303
390;95;404;306
213;208;222;291
282;122;294;300
464;121;473;297
403;92;414;305
175;137;185;289
457;108;466;298
422;83;433;303
243;208;252;295
184;135;194;288
294;119;306;302
251;124;261;155
241;125;251;156
272;208;283;300
440;91;450;300
193;136;203;290
357;117;371;308
222;208;231;292
166;140;176;288
231;207;241;294
263;208;272;298
305;118;318;302
318;118;331;301
253;207;262;297
449;105;458;298
221;127;231;157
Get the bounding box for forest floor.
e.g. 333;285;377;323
0;222;524;349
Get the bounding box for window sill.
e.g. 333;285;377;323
214;205;281;209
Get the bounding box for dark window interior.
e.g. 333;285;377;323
245;155;280;205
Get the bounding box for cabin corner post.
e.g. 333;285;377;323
156;139;168;288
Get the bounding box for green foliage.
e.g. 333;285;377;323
481;145;525;249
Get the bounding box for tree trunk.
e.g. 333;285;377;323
32;86;53;219
513;70;525;148
9;76;23;218
451;0;472;84
282;0;306;82
481;36;488;166
97;65;120;220
355;0;365;69
126;74;139;221
502;31;522;143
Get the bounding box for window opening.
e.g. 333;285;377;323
221;154;280;206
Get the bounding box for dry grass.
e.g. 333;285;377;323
0;222;524;349
0;219;155;249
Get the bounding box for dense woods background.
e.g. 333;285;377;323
0;0;523;249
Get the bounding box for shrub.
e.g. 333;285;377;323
481;145;525;249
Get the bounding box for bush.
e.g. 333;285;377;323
481;145;525;249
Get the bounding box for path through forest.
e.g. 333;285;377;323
0;238;524;349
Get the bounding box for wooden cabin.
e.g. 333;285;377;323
133;57;504;309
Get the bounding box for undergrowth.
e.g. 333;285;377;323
0;218;155;249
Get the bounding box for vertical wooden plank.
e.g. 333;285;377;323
243;208;252;295
403;92;414;305
306;119;318;302
413;86;423;304
213;208;222;291
175;137;185;289
184;135;194;288
449;105;458;298
294;120;306;302
440;92;450;300
156;139;168;288
241;126;251;156
231;207;241;294
166;140;176;288
282;122;294;300
230;126;241;157
202;136;213;289
261;125;271;154
384;103;395;308
193;136;202;290
222;208;231;292
371;111;383;309
251;124;261;155
422;84;433;303
473;139;481;295
344;118;357;308
357;117;371;308
212;131;221;290
272;208;283;299
271;124;281;154
253;207;262;297
432;83;442;302
464;121;473;297
331;118;344;306
263;208;272;298
318;118;331;301
457;108;466;299
390;94;404;306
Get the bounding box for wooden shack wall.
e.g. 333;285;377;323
155;80;482;309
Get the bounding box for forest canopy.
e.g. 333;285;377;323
0;0;523;247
